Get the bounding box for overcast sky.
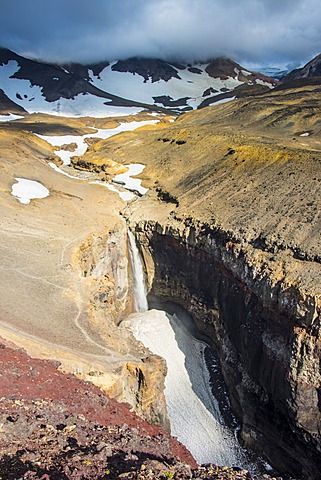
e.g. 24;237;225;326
0;0;320;68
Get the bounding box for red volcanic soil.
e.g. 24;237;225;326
0;338;198;479
0;339;278;479
0;340;163;435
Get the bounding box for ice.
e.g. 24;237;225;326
11;178;49;204
124;309;249;467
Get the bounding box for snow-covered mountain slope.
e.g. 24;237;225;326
0;48;275;117
90;57;274;110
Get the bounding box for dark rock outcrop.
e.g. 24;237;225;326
133;218;321;480
283;54;321;82
0;88;27;114
112;58;181;82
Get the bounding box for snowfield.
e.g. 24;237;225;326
0;54;274;116
90;62;243;110
0;60;143;117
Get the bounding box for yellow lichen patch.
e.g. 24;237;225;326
234;144;290;164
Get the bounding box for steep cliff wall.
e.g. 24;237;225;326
72;225;169;428
133;218;321;479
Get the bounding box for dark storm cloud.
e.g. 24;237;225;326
0;0;320;67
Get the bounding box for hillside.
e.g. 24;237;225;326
283;53;321;82
0;66;320;478
80;83;321;281
73;84;321;477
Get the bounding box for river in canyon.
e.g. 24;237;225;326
123;230;266;473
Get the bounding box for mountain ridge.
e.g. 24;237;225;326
282;53;321;82
0;47;275;116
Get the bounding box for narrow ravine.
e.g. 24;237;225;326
123;230;262;472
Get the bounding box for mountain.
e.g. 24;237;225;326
0;88;27;114
282;53;321;82
0;48;275;117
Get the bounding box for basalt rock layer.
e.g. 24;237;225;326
131;216;320;479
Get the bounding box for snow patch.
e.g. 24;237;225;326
0;113;24;122
113;163;148;195
255;79;274;89
44;120;157;202
209;96;236;107
11;178;49;204
90;181;135;202
37;119;158;166
48;162;85;180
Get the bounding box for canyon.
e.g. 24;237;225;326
0;59;320;480
86;82;321;478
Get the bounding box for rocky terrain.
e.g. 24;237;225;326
0;112;175;432
0;54;320;479
282;53;321;82
74;83;321;479
0;337;286;480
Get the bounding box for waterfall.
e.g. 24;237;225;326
128;230;148;312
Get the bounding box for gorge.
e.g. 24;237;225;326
125;231;262;472
0;53;321;480
125;218;321;479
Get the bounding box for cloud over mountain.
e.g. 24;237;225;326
1;0;321;67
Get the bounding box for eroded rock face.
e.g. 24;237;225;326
69;225;168;429
133;218;321;479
